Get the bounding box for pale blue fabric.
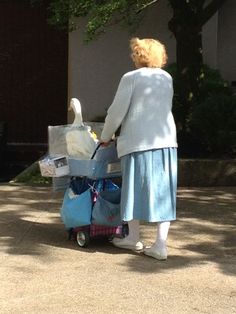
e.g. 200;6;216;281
120;148;177;222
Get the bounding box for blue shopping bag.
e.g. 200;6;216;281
92;189;122;227
60;186;92;229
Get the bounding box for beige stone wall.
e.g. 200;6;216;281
68;0;235;121
68;0;174;121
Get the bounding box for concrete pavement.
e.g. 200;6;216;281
0;184;235;314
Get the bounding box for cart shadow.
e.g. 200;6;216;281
0;206;130;257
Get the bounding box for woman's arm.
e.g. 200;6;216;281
101;73;133;142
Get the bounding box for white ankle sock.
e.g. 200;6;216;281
154;221;170;249
126;219;140;242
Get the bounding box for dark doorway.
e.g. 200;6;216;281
0;1;68;180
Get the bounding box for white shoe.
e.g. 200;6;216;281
144;245;167;260
112;237;143;251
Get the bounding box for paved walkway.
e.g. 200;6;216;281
0;184;235;314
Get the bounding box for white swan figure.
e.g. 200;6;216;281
66;98;98;159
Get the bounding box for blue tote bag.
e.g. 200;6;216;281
60;179;93;229
92;189;122;227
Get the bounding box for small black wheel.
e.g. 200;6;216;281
122;223;129;237
76;231;90;247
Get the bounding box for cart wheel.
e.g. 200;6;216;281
122;223;129;237
76;231;90;247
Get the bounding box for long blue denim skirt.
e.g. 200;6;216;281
120;148;177;222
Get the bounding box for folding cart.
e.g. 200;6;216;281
39;122;127;248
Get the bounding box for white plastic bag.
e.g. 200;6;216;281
48;124;99;160
65;98;98;159
48;98;101;160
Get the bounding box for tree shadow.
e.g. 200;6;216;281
0;185;129;257
0;185;235;277
123;187;236;276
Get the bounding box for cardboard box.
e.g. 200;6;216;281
39;155;70;177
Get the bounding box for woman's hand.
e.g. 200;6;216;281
100;141;112;147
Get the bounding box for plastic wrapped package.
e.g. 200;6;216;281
48;122;103;159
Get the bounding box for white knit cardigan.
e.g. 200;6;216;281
101;67;177;158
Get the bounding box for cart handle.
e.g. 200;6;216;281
90;143;102;160
91;140;115;160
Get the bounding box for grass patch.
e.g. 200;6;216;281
11;161;52;185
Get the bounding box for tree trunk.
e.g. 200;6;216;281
175;26;203;131
168;0;227;136
168;8;204;134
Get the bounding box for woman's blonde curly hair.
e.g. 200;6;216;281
130;37;167;68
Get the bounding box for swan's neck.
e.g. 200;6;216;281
71;104;83;126
72;114;83;125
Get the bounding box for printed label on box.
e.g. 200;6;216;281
39;155;70;177
107;162;121;174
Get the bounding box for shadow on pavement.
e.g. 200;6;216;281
0;185;235;276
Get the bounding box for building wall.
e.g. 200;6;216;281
68;0;234;121
217;0;236;83
68;0;174;121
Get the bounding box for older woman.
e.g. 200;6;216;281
101;37;177;260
